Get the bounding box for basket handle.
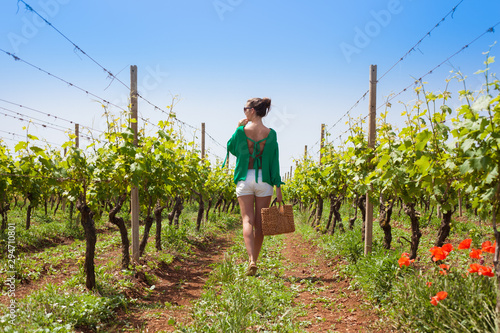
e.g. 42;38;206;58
270;197;282;207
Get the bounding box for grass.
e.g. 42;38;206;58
176;232;307;332
0;283;126;333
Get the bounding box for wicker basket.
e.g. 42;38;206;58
261;201;295;236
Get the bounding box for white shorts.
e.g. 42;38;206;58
236;169;274;197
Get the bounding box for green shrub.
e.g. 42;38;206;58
0;283;125;332
350;249;401;303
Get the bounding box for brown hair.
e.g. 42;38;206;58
247;97;271;117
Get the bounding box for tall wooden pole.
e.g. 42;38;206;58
130;65;140;263
201;122;205;160
320;123;325;164
365;64;377;255
304;145;307;160
75;123;79;148
458;189;463;217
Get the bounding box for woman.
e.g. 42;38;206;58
224;97;284;276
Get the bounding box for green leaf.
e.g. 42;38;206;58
440;105;452;115
472;95;492;112
444;159;457;171
415;141;426;151
30;146;44;155
459;160;472;174
470;156;490;171
61;141;74;149
158;130;171;140
461;138;475;151
414;155;431;175
121;128;135;141
485;166;498;184
14;141;28;152
376;154;390;169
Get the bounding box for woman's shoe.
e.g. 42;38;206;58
246;262;258;276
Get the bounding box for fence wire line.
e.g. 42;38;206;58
0;48;224;149
317;21;499;154
306;89;369;156
0;110;99;142
16;0;226;149
0;49;180;139
0;129;63;147
0;48;128;111
314;114;370;155
301;0;466;156
1;105;74;132
378;20;500;110
0;98;104;134
2;110;67;134
378;0;465;82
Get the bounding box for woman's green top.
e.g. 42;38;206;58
223;125;284;187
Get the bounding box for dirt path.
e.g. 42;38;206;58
104;234;234;332
280;232;392;332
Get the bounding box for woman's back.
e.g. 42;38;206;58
244;123;271;169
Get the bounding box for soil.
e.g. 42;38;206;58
280;232;394;332
100;235;234;333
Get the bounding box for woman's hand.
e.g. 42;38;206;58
276;187;283;203
238;118;248;127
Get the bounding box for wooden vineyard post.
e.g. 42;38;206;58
75;123;79;148
201;122;205;160
458;189;463;217
130;65;140;263
304;145;307;160
320;123;325;164
365;64;377;255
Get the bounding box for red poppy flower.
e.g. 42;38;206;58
468;263;481;274
458;239;472;250
426;281;432;287
470;248;483;260
436;291;448;300
430;291;448;306
439;270;448;276
482;241;496;254
478;266;495;277
439;264;450;270
430;247;448;261
442;243;453;254
398;254;414;268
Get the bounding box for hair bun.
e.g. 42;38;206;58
247;97;271;118
262;97;271;109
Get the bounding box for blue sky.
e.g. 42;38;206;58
1;0;499;177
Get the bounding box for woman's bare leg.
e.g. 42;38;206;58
238;195;257;263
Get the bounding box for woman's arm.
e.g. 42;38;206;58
238;118;248;127
275;186;282;202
